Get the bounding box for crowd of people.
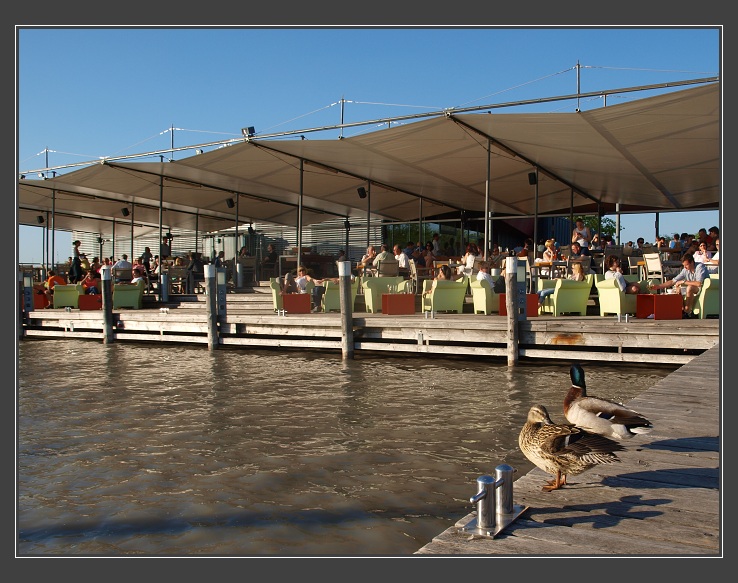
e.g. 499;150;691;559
29;222;718;318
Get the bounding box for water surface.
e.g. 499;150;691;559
17;339;672;556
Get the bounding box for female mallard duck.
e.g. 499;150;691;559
564;363;653;440
519;404;625;491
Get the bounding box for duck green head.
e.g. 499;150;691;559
570;363;586;390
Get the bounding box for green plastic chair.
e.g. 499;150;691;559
595;275;653;316
470;278;500;314
112;279;144;309
693;275;719;319
269;278;283;311
539;275;593;316
321;277;361;312
421;276;468;313
52;284;83;309
362;276;410;313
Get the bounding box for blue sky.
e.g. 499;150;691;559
16;26;721;264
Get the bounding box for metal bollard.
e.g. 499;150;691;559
459;464;528;539
494;464;515;516
469;475;496;530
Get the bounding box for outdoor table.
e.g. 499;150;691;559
382;293;415;315
535;261;567;278
498;293;539;317
636;292;683;320
282;293;311;314
78;294;103;310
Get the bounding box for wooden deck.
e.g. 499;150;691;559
415;343;721;556
20;287;719;365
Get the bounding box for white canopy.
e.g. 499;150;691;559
18;82;719;239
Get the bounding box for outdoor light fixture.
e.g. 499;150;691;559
344;219;351;231
97;237;104;244
246;126;256;137
36;215;44;224
226;198;235;209
528;172;537;185
121;207;130;217
248;224;256;236
165;232;173;240
357;187;367;199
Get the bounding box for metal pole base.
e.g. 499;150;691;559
457;504;528;538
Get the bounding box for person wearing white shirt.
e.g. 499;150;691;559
693;242;712;264
393;244;409;270
705;238;719;274
571;217;592;250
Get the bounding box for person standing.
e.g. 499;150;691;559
571;217;592;250
160;237;171;261
141;246;153;272
69;240;84;283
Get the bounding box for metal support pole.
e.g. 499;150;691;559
130;204;134;260
297;160;304;270
158;170;165;301
533;167;539;258
101;265;114;344
338;261;354;360
205;264;218;351
505;257;519;367
484;139;491;260
366;180;371;250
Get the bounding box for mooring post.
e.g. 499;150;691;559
101;265;114;344
338;260;354;360
205;264;218;351
505;256;519;366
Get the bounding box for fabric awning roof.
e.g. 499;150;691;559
18;82;719;238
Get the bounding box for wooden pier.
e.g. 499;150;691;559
415;343;721;556
20;286;719;365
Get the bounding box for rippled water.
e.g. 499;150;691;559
17;339;672;556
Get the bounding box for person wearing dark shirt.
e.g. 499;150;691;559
185;251;204;293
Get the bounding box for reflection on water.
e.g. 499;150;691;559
17;339;672;556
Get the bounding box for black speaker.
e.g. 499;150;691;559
121;207;130;217
36;215;44;224
528;172;537;185
226;198;235;208
357;187;367;199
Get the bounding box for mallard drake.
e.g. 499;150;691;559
519;404;625;491
564;363;653;440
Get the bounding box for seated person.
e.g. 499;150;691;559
80;270;101;294
281;272;298;294
130;268;145;285
372;244;394;267
569;241;590;258
422;265;456;297
604;255;640;295
476;261;496;287
538;262;585;306
393;244;409;272
704;238;719;274
33;270;67;305
262;244;279;272
360;245;377;270
649;252;708;318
